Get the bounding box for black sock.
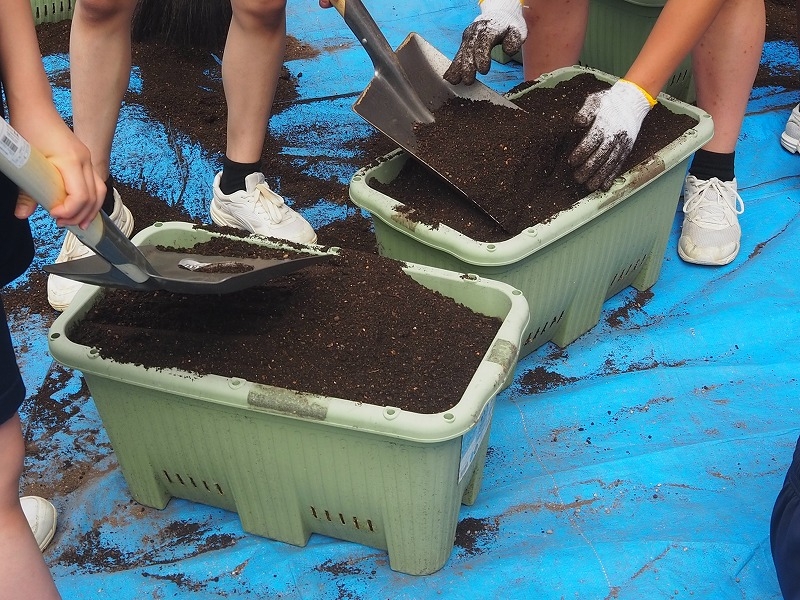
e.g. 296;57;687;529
688;149;736;182
101;175;116;215
219;157;262;195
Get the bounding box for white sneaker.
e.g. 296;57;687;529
20;496;57;551
47;190;134;312
678;175;744;266
209;172;317;244
781;104;800;153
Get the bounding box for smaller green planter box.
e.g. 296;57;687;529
31;0;73;24
348;66;713;359
47;222;530;576
492;0;694;102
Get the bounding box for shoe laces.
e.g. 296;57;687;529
250;182;288;224
683;178;744;230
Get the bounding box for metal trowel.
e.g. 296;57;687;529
0;120;329;294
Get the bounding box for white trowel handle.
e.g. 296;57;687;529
0;118;150;283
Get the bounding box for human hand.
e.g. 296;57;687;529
568;79;655;192
11;116;105;229
443;0;526;86
318;0;332;7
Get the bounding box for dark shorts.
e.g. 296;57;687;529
0;298;25;425
771;435;800;600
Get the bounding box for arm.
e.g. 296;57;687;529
0;0;104;228
569;0;731;191
624;0;729;97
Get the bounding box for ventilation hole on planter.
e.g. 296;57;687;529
189;477;197;487
176;473;185;485
215;484;224;495
203;481;211;491
309;506;375;532
163;471;173;483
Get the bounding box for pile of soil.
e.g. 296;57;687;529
377;74;698;240
68;236;503;414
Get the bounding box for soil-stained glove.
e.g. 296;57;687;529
443;0;527;86
568;79;656;192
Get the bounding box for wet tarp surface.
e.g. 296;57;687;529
8;2;800;598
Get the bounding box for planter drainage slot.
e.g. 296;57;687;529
610;255;647;288
310;506;376;532
525;310;566;347
163;470;225;496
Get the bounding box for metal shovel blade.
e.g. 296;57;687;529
331;0;520;231
0;119;328;295
44;248;332;294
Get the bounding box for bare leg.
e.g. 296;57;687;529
224;0;287;163
691;0;764;154
0;415;60;600
69;0;139;181
521;0;589;81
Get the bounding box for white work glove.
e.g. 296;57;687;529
568;79;656;192
443;0;527;86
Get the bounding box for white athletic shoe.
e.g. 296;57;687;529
678;175;744;266
209;172;317;244
47;190;134;311
781;103;800;153
20;496;57;551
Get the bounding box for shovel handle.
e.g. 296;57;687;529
0;119;150;283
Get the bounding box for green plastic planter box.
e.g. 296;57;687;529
47;222;530;576
491;0;694;102
348;66;713;359
31;0;73;24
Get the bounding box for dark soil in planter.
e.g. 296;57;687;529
68;235;503;414
374;73;699;240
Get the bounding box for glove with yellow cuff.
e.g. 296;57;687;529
568;78;657;192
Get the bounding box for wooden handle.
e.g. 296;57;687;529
0;118;150;283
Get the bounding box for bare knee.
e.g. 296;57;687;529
231;0;287;30
74;0;138;26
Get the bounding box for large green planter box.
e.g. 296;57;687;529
348;66;713;359
47;222;530;576
31;0;73;24
491;0;694;102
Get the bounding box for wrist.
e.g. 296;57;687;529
619;78;657;108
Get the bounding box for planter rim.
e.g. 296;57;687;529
349;65;714;268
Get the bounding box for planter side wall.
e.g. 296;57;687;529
85;375;478;575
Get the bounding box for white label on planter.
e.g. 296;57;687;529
0;120;30;168
459;401;494;482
